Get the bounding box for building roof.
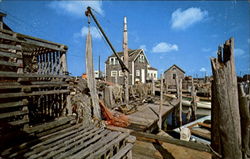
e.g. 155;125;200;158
105;49;149;64
164;64;185;74
148;67;158;71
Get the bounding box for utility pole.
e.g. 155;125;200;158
123;17;129;105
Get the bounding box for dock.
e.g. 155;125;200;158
127;102;174;132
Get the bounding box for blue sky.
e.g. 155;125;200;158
0;0;249;77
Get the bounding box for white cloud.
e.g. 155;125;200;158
152;42;178;53
171;7;208;30
202;48;211;52
74;26;101;39
200;67;206;72
139;45;147;52
234;48;245;56
49;1;103;17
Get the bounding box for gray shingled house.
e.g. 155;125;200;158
164;64;185;89
105;49;149;85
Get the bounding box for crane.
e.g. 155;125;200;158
85;6;129;73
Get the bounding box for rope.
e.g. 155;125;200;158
208;144;222;158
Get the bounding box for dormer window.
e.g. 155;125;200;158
109;57;117;65
139;54;144;63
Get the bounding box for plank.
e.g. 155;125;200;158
0;30;66;52
0;100;28;109
0;109;28;119
26;127;99;158
0;50;22;58
54;129;110;159
0;44;22;51
0;60;20;67
110;143;133;159
1;123;81;157
86;133;130;159
8;118;29;126
24;116;72;134
0;71;69;78
0;83;68;89
72;131;121;159
107;126;211;153
0;90;69;99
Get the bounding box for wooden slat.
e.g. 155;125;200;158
0;90;69;99
1;123;80;157
110;143;133;159
8;118;29;126
24;116;73;134
55;129;110;159
0;50;22;58
47;129;109;159
0;83;68;89
28;127;101;159
0;100;27;109
0;109;28;119
86;133;130;159
0;32;66;52
107;126;211;153
72;131;121;159
0;71;69;78
0;44;22;51
0;60;20;67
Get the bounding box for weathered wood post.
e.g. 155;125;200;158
123;16;129;105
191;77;197;121
179;78;182;127
174;75;180;126
152;77;155;96
158;73;163;131
239;83;250;158
85;28;101;119
211;37;242;159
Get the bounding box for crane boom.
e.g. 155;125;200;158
85;6;129;73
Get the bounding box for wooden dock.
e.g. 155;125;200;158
132;140;211;159
127;102;174;132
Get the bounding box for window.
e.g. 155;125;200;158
172;67;176;71
109;57;117;65
119;70;124;77
154;73;156;78
173;73;176;79
111;71;117;77
139;55;145;63
136;70;140;76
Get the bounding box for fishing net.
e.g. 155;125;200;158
99;101;129;127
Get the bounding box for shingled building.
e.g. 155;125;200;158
105;49;150;85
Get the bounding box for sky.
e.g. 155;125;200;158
0;0;249;78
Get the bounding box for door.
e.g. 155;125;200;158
141;69;145;83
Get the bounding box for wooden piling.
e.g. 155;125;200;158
85;28;101;119
179;78;182;127
191;77;197;121
210;37;242;159
158;74;163;131
239;83;250;158
123;16;129;105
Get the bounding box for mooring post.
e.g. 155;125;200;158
211;37;242;159
191;77;197;121
179;78;182;127
158;73;163;131
123;16;129;105
85;27;101;119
